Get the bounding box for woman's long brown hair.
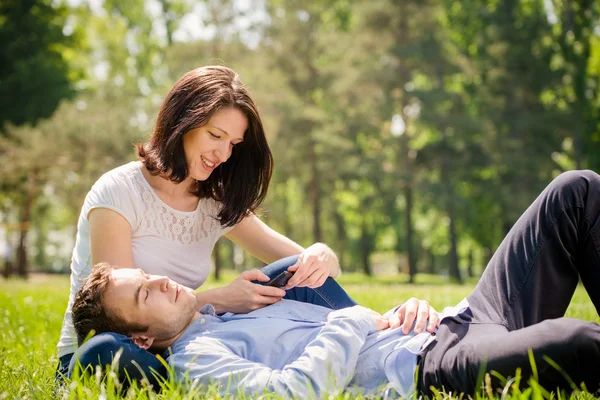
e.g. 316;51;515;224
137;66;273;227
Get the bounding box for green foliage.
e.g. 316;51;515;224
0;0;80;128
2;0;600;282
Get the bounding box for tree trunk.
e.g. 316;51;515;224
225;238;235;272
561;0;592;170
332;208;347;271
16;219;30;278
502;218;513;238
403;184;417;283
447;212;462;283
359;219;373;276
282;181;294;239
213;239;222;281
2;211;13;278
467;248;474;278
16;181;35;278
427;249;435;274
442;151;461;283
3;258;13;278
484;246;494;269
436;65;462;283
158;0;174;47
394;4;417;284
308;139;322;242
3;228;13;278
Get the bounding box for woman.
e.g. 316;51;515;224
57;66;435;385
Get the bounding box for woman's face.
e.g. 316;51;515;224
183;107;247;181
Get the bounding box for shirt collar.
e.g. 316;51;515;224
199;304;217;316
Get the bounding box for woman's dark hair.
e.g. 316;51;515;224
137;66;273;227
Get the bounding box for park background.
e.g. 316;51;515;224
1;0;600;281
1;0;600;398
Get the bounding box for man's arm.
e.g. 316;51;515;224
169;306;380;397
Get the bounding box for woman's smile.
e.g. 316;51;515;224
183;107;248;181
201;156;217;169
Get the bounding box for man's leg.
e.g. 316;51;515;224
467;170;600;328
260;255;357;309
420;170;600;394
63;257;355;390
421;318;600;395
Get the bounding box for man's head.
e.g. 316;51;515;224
72;263;199;350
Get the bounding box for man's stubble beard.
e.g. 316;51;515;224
152;296;198;341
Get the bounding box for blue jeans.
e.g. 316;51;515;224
57;255;356;386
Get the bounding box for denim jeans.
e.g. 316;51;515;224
418;170;600;395
57;255;356;387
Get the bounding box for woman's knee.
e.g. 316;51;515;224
68;332;134;373
68;332;167;387
259;255;299;279
68;332;165;375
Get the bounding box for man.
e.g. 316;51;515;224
71;262;447;397
72;170;600;397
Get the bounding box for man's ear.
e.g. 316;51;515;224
131;334;155;350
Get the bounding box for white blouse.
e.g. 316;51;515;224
57;161;232;357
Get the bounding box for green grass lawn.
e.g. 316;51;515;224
1;272;599;399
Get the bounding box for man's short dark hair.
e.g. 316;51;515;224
72;262;148;345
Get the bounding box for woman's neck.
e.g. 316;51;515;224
139;162;199;212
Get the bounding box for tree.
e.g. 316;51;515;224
0;88;141;277
355;0;441;282
0;0;78;130
263;1;347;245
551;0;600;169
0;0;85;276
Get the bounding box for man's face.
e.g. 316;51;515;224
103;268;198;343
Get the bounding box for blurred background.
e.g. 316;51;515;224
1;0;599;282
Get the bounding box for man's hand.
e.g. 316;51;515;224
285;243;339;289
388;297;440;334
220;270;286;313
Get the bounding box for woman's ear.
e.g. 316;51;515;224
131;335;155;350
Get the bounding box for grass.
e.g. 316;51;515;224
1;271;599;399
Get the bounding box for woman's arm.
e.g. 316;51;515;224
195;269;286;314
226;215;340;287
89;208;283;314
89;208;134;268
225;214;304;264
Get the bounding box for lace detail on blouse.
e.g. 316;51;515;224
133;173;222;244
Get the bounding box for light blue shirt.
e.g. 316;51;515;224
168;299;468;398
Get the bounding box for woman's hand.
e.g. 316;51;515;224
219;270;287;314
388;297;440;334
284;243;339;289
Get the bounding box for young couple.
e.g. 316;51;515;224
57;65;438;387
58;65;600;396
72;170;600;397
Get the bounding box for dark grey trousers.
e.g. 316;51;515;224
419;170;600;395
